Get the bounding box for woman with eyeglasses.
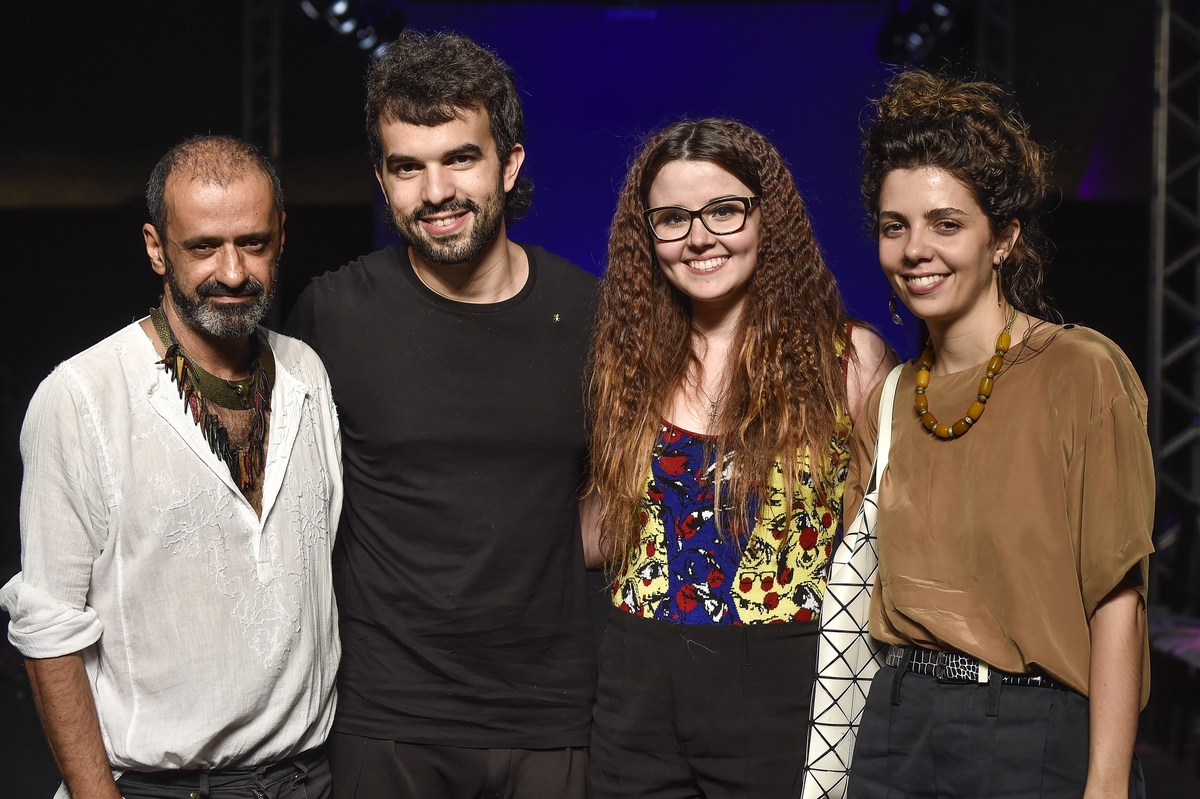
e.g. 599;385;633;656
844;72;1151;799
583;118;894;798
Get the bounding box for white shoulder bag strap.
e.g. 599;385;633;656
801;362;904;799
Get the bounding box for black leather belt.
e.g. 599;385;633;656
886;645;1061;689
116;745;325;796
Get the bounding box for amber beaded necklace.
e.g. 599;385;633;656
914;305;1016;439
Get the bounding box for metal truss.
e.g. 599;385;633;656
975;0;1015;88
1151;0;1200;609
242;0;282;164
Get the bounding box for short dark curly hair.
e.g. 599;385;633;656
862;70;1053;319
365;29;532;221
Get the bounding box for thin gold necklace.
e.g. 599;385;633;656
698;383;726;425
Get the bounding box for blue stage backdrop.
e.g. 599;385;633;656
384;1;909;351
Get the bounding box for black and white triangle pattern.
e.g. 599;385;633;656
800;364;903;799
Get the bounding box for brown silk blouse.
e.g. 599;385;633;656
844;323;1154;706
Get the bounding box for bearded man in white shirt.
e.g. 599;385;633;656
0;135;342;799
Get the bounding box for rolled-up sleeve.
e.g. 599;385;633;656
1076;393;1155;619
1;367;108;657
1071;388;1155;709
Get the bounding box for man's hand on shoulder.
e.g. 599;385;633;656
580;490;605;570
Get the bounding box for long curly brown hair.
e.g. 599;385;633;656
862;70;1054;318
588;118;851;577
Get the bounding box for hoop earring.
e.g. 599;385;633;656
889;291;903;326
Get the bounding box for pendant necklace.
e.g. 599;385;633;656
149;306;274;489
699;383;725;426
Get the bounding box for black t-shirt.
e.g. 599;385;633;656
285;243;598;748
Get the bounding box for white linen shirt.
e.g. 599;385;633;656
1;321;342;773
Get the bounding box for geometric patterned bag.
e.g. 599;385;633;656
800;364;903;799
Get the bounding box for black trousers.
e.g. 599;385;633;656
589;607;818;799
848;664;1146;799
327;732;587;799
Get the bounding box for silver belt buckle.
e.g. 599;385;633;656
934;650;951;681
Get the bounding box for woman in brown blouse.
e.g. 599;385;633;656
845;72;1152;799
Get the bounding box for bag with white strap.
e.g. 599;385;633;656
800;363;903;799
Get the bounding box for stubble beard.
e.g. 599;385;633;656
390;176;507;266
165;253;278;339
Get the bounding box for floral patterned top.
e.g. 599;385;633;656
612;411;851;625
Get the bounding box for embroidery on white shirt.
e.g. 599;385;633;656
153;474;306;671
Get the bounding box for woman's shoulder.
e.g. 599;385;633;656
851;358;917;445
845;323;901;423
1028;320;1120;353
1023;322;1146;406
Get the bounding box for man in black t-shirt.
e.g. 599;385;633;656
285;30;597;799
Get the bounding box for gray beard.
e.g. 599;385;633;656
165;254;277;339
390;179;506;266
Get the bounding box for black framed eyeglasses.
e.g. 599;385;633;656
643;196;760;242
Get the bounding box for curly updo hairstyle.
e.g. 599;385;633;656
589;118;850;576
862;70;1054;318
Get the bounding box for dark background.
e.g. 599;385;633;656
0;0;1181;795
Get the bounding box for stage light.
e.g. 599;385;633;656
877;0;964;66
300;0;404;59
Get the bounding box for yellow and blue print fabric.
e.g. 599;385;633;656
613;421;849;624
